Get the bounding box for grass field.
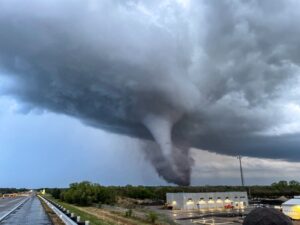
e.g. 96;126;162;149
47;195;174;225
48;196;117;225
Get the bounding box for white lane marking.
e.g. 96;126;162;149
0;197;29;222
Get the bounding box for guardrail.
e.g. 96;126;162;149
38;195;89;225
0;197;29;222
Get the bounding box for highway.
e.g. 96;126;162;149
0;197;27;220
0;195;52;225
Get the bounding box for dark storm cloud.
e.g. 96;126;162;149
0;0;300;185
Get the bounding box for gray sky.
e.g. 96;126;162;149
1;96;300;188
1;0;300;187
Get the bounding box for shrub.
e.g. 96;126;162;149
147;212;158;224
125;209;133;217
59;181;116;206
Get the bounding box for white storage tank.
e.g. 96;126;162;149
282;196;300;220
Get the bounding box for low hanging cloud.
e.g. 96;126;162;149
1;0;300;185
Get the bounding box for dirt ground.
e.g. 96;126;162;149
77;205;177;225
76;206;145;225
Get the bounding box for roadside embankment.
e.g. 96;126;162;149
48;196;174;225
39;196;65;225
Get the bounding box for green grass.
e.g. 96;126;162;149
47;196;117;225
46;195;175;225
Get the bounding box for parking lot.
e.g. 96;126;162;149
172;210;247;225
148;206;251;225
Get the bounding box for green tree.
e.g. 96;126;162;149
289;180;300;187
60;181;116;206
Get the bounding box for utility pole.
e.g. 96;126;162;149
237;155;245;187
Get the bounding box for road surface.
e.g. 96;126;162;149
0;195;52;225
0;197;27;220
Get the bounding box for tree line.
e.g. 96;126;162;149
45;180;300;206
0;188;28;195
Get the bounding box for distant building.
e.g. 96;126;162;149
41;189;46;195
166;192;248;210
282;196;300;220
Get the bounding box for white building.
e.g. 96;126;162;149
166;192;248;210
282;196;300;220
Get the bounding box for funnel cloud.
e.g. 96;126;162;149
1;0;300;185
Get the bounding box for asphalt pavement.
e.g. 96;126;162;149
0;195;52;225
0;197;27;220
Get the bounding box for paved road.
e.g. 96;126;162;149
0;197;27;220
0;195;52;225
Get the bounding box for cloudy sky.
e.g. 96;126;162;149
2;95;300;188
1;0;300;187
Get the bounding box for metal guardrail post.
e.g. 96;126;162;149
39;195;77;225
39;196;91;225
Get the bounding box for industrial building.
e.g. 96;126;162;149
166;192;248;210
282;196;300;220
